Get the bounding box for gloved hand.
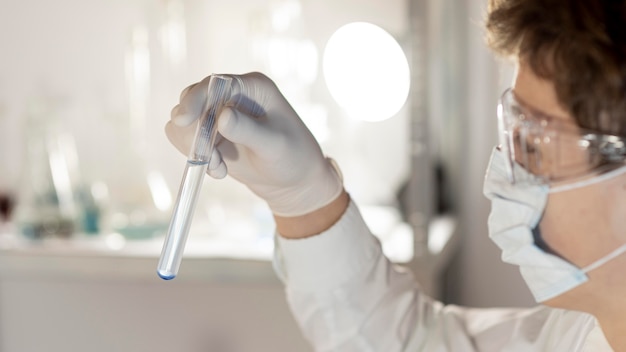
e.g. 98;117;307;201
165;72;344;217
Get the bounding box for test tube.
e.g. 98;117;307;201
157;75;232;280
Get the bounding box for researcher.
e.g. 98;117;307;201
165;0;626;350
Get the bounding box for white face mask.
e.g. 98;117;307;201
483;147;626;302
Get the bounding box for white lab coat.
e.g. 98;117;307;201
273;201;613;351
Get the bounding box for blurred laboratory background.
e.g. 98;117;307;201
0;0;533;351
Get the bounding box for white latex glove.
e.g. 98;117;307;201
165;72;343;217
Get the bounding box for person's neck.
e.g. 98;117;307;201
596;311;626;352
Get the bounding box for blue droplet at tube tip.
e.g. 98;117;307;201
157;270;176;280
157;75;233;280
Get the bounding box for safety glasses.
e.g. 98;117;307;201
497;88;626;185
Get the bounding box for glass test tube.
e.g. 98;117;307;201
157;75;232;280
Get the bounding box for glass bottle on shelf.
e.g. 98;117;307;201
14;97;79;239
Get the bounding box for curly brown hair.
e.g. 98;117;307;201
485;0;626;136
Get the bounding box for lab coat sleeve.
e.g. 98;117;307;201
273;200;598;351
272;200;478;351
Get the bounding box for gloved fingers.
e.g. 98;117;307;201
207;145;222;170
217;106;278;155
170;104;183;124
180;82;198;101
207;147;228;179
174;73;273;127
172;76;212;127
225;73;270;118
207;163;227;179
165;120;197;156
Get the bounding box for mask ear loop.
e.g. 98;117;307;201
549;162;626;274
582;243;626;273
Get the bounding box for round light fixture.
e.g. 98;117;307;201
323;22;410;122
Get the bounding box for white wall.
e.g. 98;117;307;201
445;0;535;308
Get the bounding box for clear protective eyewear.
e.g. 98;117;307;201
497;88;626;185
